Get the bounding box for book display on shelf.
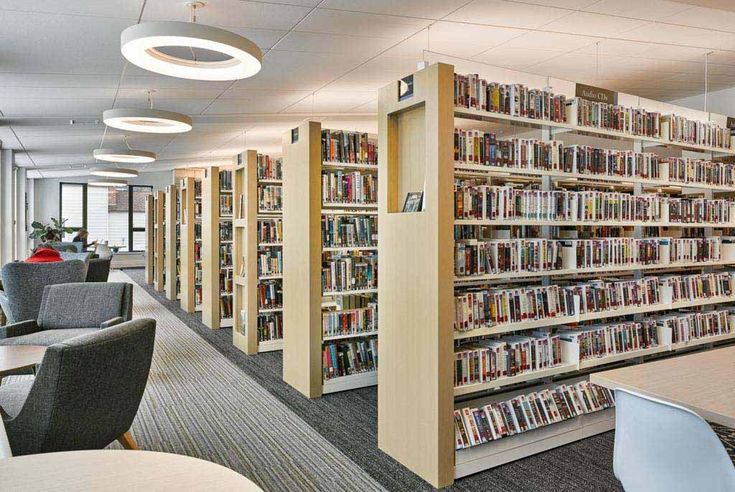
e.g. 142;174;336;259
153;190;165;293
178;173;205;313
233;150;285;355
377;63;735;488
282;121;379;398
202;166;234;329
145;194;155;284
164;184;178;302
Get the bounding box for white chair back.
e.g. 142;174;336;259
614;388;735;492
95;243;113;260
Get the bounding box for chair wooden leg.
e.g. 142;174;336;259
117;431;139;450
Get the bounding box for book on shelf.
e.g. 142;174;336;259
453;73;566;123
322;337;378;382
219;170;233;191
258;218;283;244
219;221;233;241
454;381;614;450
322;171;377;205
567;97;660;138
257;311;283;342
220;194;233;216
662;114;731;150
662;272;732;301
323;300;377;338
322;215;377;249
258;184;283;212
257;249;283;277
321;253;377;293
454;333;561;388
220;295;233;319
558;320;659;360
668;157;735;187
257;154;283;180
658;309;732;344
322;129;377;165
257;280;282;310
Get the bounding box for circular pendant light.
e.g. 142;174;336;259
89;177;128;187
103;108;192;134
93;148;156;163
90;167;140;178
121;21;262;81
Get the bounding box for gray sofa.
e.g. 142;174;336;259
0;282;133;346
0;318;156;455
0;260;88;324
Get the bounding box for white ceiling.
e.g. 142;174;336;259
4;0;735;175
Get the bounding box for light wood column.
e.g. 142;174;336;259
164;184;178;301
144;195;154;284
179;178;197;313
233;150;259;354
202;167;221;329
153;191;165;293
376;63;455;488
282;121;323;398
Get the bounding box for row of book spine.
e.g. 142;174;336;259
662;309;732;344
322;215;378;249
322;171;378;205
258;185;283;212
220;194;233;216
454;236;725;277
664;114;731;150
558;320;659;360
569;97;661;138
455;381;615;450
257;249;282;277
257;312;282;342
258;218;282;244
257;155;283;180
258;281;282;310
321;253;378;293
455;272;734;331
322;337;378;381
454;333;561;387
322;304;377;338
219;170;233;190
322;129;377;165
455;185;735;224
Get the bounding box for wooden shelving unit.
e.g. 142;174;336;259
233;150;285;355
376;62;735;488
152;190;165;293
164;183;178;301
202;165;234;329
145;194;155;284
282;121;379;398
178;177;199;313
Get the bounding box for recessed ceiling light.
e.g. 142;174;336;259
120;1;262;82
88;177;128;187
103;108;192;134
93;148;156;163
90;167;140;178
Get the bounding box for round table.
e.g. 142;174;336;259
0;345;46;377
0;450;262;491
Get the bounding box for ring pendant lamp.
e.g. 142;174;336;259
120;2;262;81
88;177;129;187
103;90;192;134
90;167;140;179
93;148;156;163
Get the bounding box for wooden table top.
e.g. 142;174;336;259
0;450;262;491
0;345;46;377
591;345;735;428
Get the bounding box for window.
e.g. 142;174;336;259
59;183;153;252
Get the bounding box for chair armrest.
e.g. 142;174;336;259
100;317;124;329
0;320;40;340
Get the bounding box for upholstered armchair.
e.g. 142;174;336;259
0;318;156;455
86;257;112;282
0;282;133;346
0;260;87;324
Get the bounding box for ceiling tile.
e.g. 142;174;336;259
661;5;735;31
0;0;143;19
446;0;570;29
295;8;430;39
281;91;375;113
272;31;394;56
542;12;647;37
321;0;470;19
475;47;564;70
501;31;596;52
582;0;692;21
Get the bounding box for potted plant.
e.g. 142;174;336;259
29;218;76;242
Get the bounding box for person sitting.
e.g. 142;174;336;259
26;244;63;263
72;228;98;251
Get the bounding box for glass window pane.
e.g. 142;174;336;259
87;186;131;252
132;231;146;252
60;184;84;242
132;186;151;229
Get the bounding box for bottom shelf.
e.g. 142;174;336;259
258;338;283;353
671;331;735;351
454;407;615;479
323;370;377;394
220;317;233;328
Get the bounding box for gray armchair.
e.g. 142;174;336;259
0;260;88;324
0;282;133;346
0;318;156;455
86;257;112;282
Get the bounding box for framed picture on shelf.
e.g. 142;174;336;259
402;192;423;213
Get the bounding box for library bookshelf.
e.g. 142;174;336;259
233;150;284;355
145;194;155;284
164;184;178;301
179;177;197;313
202;166;234;329
152;190;165;293
377;62;735;488
282;121;379;398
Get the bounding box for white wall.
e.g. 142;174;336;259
33;170;174;226
671;87;735;117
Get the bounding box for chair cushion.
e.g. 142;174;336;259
0;380;33;418
38;283;128;329
0;328;98;346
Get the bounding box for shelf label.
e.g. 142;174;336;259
398;74;414;102
576;83;617;105
727;117;735;135
291;127;299;144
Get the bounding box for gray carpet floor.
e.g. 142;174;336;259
123;268;735;491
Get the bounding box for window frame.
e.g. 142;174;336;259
59;182;154;253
